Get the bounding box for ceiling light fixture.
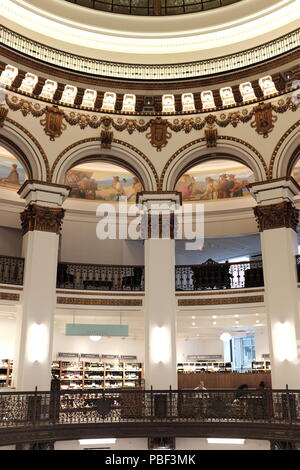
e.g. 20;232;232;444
220;332;232;342
89;336;102;342
207;438;245;445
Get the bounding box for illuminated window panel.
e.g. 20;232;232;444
259;76;278;97
19;73;38;94
201;90;216;110
239;82;256;102
101;92;117;111
60;85;78;105
121;94;136;112
0;65;18;86
162;94;175;113
81;89;97;108
220;87;236;107
182;93;195;112
39;80;58;100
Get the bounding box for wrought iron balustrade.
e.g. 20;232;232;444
65;0;242;16
0;255;24;286
57;262;144;291
0;388;300;431
175;259;264;291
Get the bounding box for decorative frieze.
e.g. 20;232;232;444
20;204;65;235
57;297;143;306
253;201;299;232
178;295;264;306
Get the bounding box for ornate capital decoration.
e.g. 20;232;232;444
0;105;8;127
146;117;171;151
253;201;299;232
20;204;65;235
40;105;66;141
251;102;278;138
100;116;114;149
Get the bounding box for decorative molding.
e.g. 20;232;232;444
40;106;66;141
100;117;114;149
269;119;300;179
57;297;143;306
176;288;264;296
250;103;278;138
146;117;172;152
253;201;299;232
205;127;218;148
0;292;19;301
20;204;65;235
0;105;8;127
0;285;22;291
178;295;264;306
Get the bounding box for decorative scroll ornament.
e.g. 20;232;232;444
100;116;114;149
40;106;67;141
0;105;8;127
146;117;171;151
205;126;218;148
253;201;299;233
20;204;65;235
251;103;278;138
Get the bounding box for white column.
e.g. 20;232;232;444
138;192;181;389
13;181;69;391
250;178;300;388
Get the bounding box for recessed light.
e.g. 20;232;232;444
235;315;239;318
256;320;260;323
213;321;217;325
192;316;196;319
79;439;116;445
235;321;239;324
192;322;196;326
212;315;217;319
207;438;245;445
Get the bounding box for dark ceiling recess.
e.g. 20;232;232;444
65;0;242;17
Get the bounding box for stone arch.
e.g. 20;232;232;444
160;136;267;191
270;120;300;179
51;138;159;191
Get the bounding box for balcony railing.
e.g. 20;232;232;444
65;0;242;16
176;259;264;291
57;262;145;291
0;388;299;431
0;255;24;286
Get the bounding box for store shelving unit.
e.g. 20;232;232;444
0;359;13;387
51;360;144;390
177;361;232;373
251;360;271;371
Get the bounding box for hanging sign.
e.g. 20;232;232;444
80;354;101;360
57;352;79;359
102;354;119;360
121;355;137;361
65;324;128;337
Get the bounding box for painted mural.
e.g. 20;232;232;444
0;146;27;189
175;159;255;201
291;158;300;185
65;162;144;201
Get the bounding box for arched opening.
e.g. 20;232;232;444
289;147;300;185
64;157;144;202
174;157;255;202
0;144;28;190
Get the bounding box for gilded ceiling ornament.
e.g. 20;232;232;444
251;102;278;138
0;105;8;127
205;127;218;148
40;106;67;141
146;117;171;151
100;116;114;149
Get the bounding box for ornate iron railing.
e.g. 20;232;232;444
65;0;242;16
0;255;24;286
1;25;300;80
175;259;264;291
57;262;145;291
0;388;300;430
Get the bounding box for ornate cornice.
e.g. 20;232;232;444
57;297;143;306
253;201;299;232
20;204;65;235
178;295;264;306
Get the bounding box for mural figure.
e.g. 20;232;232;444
0;150;26;189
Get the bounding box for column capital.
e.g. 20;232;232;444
136;191;182;209
248;177;300;205
253;201;299;232
18;180;70;208
20;204;65;235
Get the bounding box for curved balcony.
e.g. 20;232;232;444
65;0;242;16
0;388;300;446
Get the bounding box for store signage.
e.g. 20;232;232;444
121;355;137;360
262;354;270;359
65;324;128;337
102;354;119;359
57;352;79;359
186;355;223;362
80;354;100;360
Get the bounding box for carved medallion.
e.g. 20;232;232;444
251;103;277;138
20;204;65;235
146;117;171;151
0;106;8;127
253;201;299;232
40;106;66;141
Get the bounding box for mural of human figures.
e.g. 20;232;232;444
291;158;300;185
64;162;144;202
0;146;27;189
175;159;254;201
